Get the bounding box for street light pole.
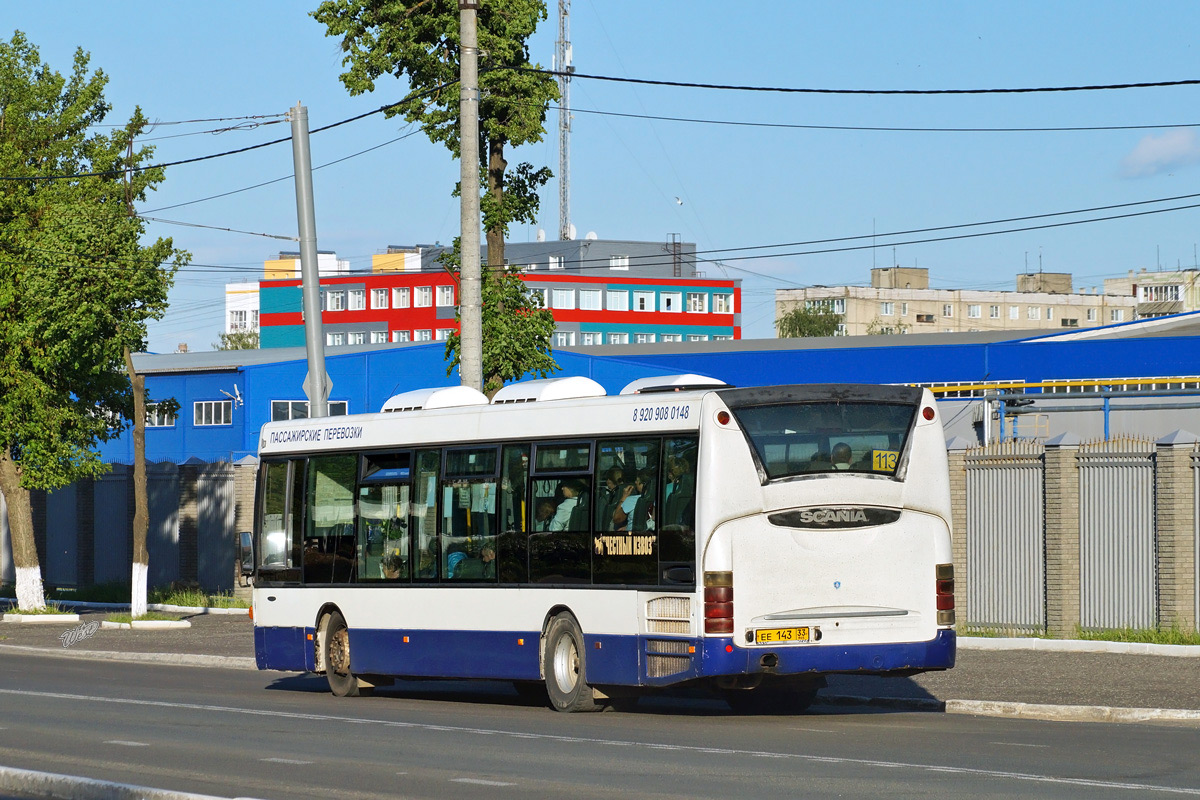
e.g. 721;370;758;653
458;0;483;392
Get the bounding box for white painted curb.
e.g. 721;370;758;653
0;642;257;670
944;699;1200;725
0;763;266;799
2;613;82;623
958;636;1200;658
50;600;249;615
101;619;193;630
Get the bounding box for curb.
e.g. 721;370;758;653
0;763;263;800
958;636;1200;658
51;600;250;616
2;613;82;624
0;643;257;671
818;694;1200;726
101;619;193;630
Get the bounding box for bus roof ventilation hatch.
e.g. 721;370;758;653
380;385;490;413
619;374;731;395
492;376;606;404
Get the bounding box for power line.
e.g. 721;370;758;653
520;67;1200;96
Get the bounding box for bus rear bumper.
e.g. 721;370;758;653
639;628;957;687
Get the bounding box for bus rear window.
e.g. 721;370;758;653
732;402;916;480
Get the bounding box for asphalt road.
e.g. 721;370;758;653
0;651;1197;799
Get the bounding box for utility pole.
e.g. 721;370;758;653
458;0;483;392
290;102;331;416
556;0;572;241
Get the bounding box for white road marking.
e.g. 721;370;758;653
103;740;148;747
452;778;516;786
260;757;313;764
991;742;1050;748
4;689;1196;797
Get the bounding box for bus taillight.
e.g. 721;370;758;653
704;571;734;634
936;563;955;626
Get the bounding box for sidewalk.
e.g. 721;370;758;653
1;610;1198;723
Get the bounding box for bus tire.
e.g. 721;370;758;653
723;685;818;715
324;611;364;698
543;613;600;712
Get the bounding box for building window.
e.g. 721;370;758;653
1046;307;1054;320
436;285;455;307
348;290;365;311
661;333;682;342
228;310;250;330
1027;306;1040;320
548;255;563;270
415;286;432;307
713;335;733;341
1111;309;1125;322
609;255;629;270
607;332;629;344
967;304;981;319
580;332;601;345
634;333;655;344
552;288;575;309
392;287;411;308
270;400;348;421
942;304;954;318
434;328;454;341
194;400;232;427
686;334;708;342
713;293;734;313
348;331;365;345
1009;306;1019;320
146;403;176;428
554;331;576;347
392;330;410;343
526;287;548;307
326;332;345;346
915;313;935;323
1087;308;1097;322
661;292;682;313
370;331;388;344
414;329;432;342
606;291;629;311
633;291;655;311
835;323;847;335
880;302;894;316
989;305;1000;319
371;288;388;309
1061;318;1079;328
807;298;847;314
687;293;708;313
578;289;602;310
325;291;345;311
1138;284;1182;302
900;302;908;317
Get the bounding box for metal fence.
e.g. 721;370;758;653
965;441;1046;631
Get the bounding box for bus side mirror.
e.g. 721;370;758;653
239;531;255;577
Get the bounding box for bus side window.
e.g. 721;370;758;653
411;450;441;580
593;439;659;586
258;460;301;582
498;444;530;583
660;437;698;578
303;455;357;584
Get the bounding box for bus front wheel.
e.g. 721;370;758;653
324;611;367;697
543;614;600;712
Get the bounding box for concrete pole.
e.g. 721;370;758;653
290;103;330;416
458;0;484;392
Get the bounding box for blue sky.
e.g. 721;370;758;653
7;1;1200;350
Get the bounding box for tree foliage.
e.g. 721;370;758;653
776;304;843;338
214;330;260;350
440;244;557;397
312;0;558;267
0;32;188;608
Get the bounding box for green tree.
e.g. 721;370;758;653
776;303;843;338
0;33;188;610
214;330;260;350
311;0;558;270
440;243;557;397
865;318;909;335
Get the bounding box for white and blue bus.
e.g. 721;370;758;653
246;375;955;712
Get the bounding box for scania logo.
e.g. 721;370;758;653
768;506;901;529
798;508;867;524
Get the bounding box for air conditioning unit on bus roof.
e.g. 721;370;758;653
380;385;489;413
619;374;730;395
491;376;606;404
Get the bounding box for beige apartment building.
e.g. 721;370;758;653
775;267;1138;336
1103;267;1200;318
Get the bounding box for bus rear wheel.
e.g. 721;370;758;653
324;611;367;697
543;614;600;712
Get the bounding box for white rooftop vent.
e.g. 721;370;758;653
619;374;730;395
380;385;489;413
492;376;606;404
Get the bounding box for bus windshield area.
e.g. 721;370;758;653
732;401;917;480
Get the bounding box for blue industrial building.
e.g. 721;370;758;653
103;313;1200;464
